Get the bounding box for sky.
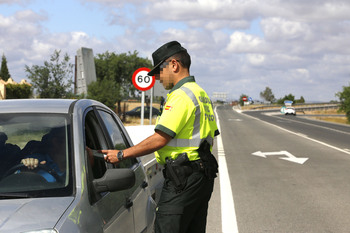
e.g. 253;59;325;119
1;0;350;102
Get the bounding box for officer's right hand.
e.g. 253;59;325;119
100;149;119;164
21;158;46;170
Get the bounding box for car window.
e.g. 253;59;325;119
84;110;108;179
0;113;73;197
97;109;138;169
84;109;111;204
97;109;148;212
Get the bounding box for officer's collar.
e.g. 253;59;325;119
169;76;195;94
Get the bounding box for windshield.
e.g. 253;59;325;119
0;113;73;198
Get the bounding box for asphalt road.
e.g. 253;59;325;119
206;105;350;233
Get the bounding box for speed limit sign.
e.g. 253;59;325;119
132;67;155;91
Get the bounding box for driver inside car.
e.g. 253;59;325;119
0;132;21;178
21;127;66;182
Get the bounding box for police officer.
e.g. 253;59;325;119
102;41;219;233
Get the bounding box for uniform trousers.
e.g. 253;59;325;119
154;170;214;233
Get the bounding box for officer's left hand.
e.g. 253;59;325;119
100;150;120;164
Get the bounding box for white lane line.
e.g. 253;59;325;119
215;107;239;233
272;113;350;136
240;111;350;156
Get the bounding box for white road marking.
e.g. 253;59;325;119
252;150;309;164
228;118;242;121
273;113;350;136
215;107;239;233
237;109;350;156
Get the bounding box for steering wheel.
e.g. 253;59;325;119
2;163;61;182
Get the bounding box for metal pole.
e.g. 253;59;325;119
141;91;145;125
149;87;153;125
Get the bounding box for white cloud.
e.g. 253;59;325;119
247;54;265;66
226;31;265;53
0;0;32;5
0;9;107;80
262;17;311;41
0;10;44;40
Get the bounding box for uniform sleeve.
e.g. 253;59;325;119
155;90;194;138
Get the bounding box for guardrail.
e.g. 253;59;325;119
295;104;339;112
250;103;339;111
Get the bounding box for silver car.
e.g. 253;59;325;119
0;99;160;233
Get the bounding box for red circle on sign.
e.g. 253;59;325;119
132;67;155;91
242;97;247;101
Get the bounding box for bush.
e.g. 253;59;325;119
5;84;32;99
336;83;350;123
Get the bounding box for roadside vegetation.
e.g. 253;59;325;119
336;83;350;123
303;109;348;125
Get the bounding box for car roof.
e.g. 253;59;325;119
0;99;77;114
0;99;111;115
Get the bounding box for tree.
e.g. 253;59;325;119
277;94;295;105
239;94;248;106
336;83;350;123
295;96;305;104
260;86;275;103
92;51;152;113
0;54;11;81
88;78;119;110
25;50;73;98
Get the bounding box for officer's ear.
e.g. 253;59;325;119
170;59;181;73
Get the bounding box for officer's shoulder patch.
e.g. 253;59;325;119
164;105;173;111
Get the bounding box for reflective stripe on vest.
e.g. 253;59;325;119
166;86;214;148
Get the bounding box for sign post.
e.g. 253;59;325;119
132;68;155;125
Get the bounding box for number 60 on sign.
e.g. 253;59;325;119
132;67;155;91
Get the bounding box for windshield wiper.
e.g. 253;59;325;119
0;192;32;199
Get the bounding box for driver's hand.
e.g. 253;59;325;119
21;158;46;170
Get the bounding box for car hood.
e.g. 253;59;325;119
0;196;74;233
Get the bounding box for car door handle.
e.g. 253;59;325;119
125;198;133;209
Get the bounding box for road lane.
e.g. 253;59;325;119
244;109;350;152
207;105;350;233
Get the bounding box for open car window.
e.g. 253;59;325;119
97;109;138;169
0;113;73;198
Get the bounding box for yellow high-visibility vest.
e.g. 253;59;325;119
155;76;219;165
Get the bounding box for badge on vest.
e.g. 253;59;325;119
165;105;173;111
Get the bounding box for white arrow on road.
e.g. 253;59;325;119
252;151;309;164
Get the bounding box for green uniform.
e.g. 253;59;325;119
155;76;219;164
154;76;219;233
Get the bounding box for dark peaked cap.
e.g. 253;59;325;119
148;41;187;76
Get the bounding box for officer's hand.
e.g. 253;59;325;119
21;158;46;170
100;150;120;164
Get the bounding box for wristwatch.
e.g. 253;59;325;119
117;150;124;161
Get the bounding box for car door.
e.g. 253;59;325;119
83;108;135;233
96;108;156;233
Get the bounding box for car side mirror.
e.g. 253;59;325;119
93;168;135;193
